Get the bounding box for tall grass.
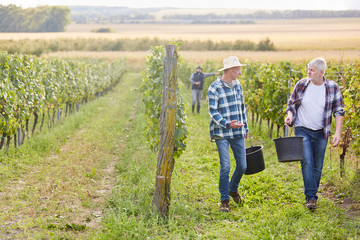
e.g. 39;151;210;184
0;38;275;56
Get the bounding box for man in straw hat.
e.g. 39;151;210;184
285;57;344;210
207;56;249;212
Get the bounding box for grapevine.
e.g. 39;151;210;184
0;53;126;150
140;44;187;159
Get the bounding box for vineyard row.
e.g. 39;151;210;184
0;53;127;151
177;60;360;156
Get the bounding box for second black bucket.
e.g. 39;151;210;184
245;146;265;175
273;136;303;162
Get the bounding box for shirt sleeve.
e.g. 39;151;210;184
208;86;230;129
239;85;249;134
332;84;345;117
190;73;195;84
203;73;215;78
285;82;300;126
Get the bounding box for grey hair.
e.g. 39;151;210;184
308;57;326;72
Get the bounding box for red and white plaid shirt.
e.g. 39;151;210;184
286;77;345;138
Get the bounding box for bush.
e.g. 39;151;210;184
256;38;276;51
91;27;113;33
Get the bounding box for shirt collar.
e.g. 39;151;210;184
219;77;236;88
305;76;328;86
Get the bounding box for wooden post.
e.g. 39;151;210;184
152;45;178;218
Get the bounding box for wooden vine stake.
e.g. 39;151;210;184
152;45;178;218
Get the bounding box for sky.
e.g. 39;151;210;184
1;0;360;10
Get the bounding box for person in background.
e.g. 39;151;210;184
285;57;344;210
190;66;218;113
207;56;249;212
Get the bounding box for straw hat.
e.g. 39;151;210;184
218;56;245;71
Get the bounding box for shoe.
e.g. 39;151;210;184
229;191;243;204
306;199;317;209
220;200;229;212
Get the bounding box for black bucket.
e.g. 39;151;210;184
273;137;303;162
245;146;265;175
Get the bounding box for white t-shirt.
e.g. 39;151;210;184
295;81;326;130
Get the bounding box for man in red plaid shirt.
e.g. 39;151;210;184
285;57;344;210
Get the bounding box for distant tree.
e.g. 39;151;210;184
91;27;113;33
41;6;71;32
256;38;276;51
0;5;71;32
131;13;155;20
163;10;360;21
0;5;27;32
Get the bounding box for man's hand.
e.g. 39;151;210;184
332;132;341;147
230;120;245;129
333;116;344;147
195;82;201;85
215;72;220;76
284;111;293;126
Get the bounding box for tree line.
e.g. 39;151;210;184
164;10;360;21
70;7;360;24
0;5;71;32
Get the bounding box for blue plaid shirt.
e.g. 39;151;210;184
207;77;249;141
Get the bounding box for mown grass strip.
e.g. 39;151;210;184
0;72;142;239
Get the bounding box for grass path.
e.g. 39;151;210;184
0;71;358;239
0;72;142;239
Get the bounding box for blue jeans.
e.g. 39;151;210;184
215;138;247;201
295;126;328;201
192;89;202;106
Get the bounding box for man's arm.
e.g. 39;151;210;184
208;88;230;129
203;72;219;78
332;83;345;147
239;85;249;135
190;73;196;84
284;82;301;126
332;116;344;147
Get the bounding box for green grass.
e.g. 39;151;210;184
0;72;358;239
99;82;359;239
0;72;144;239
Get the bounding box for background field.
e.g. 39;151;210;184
64;18;360;50
1;18;359;50
2;18;357;65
